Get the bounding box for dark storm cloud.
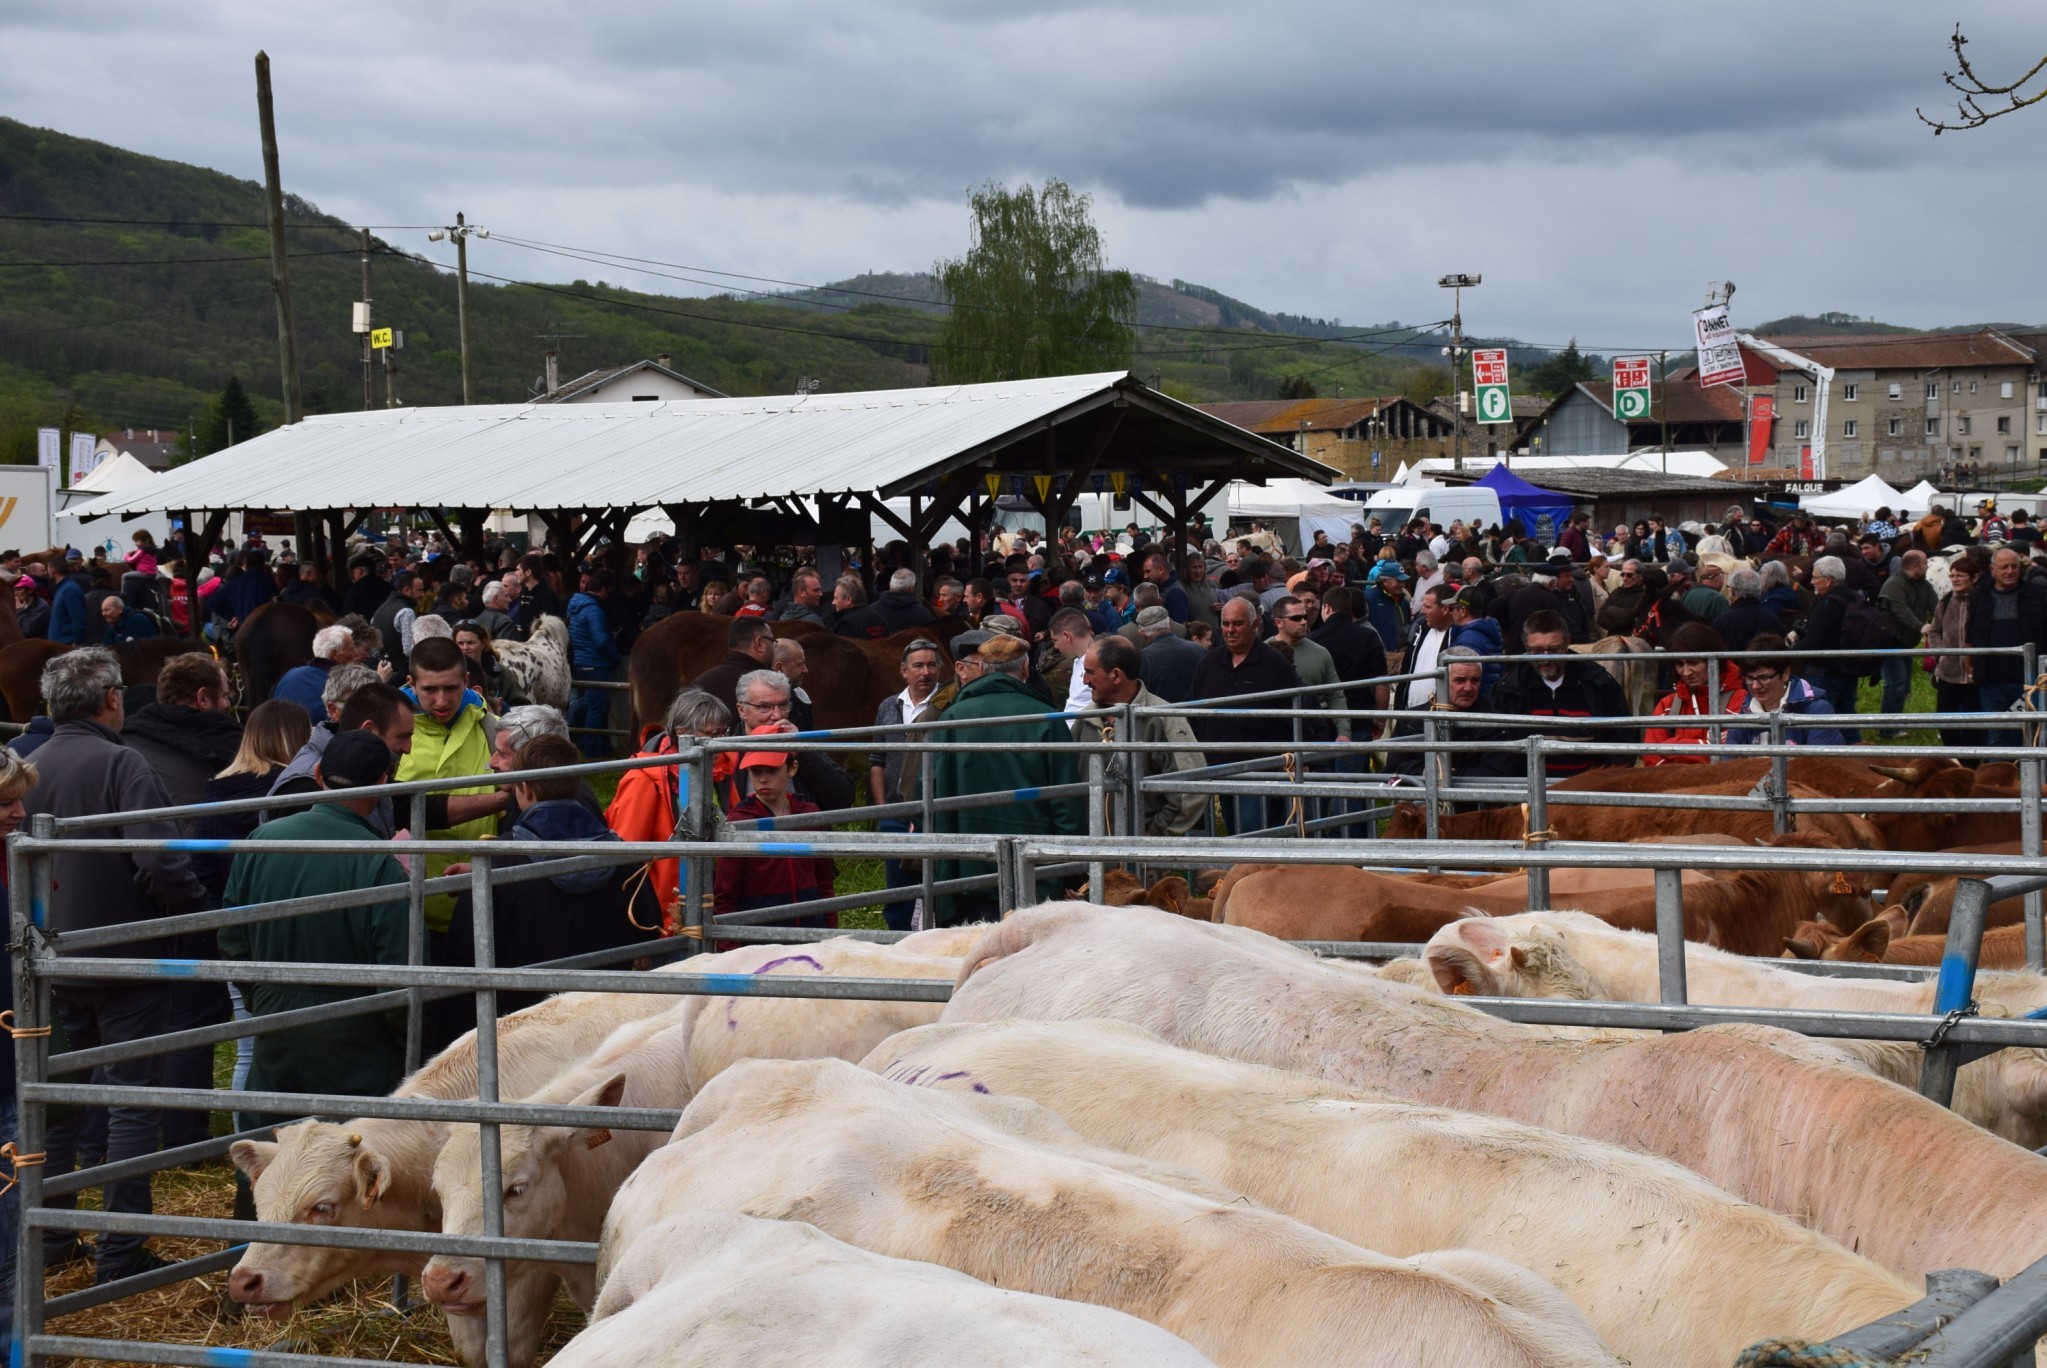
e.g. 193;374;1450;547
4;0;2044;339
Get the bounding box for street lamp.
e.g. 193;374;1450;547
1438;274;1481;470
428;212;490;404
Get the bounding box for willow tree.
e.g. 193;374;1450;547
931;179;1138;383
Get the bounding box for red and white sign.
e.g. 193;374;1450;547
1747;393;1774;466
1693;303;1746;388
1800;444;1814;480
1472;349;1510;386
1613;356;1651;390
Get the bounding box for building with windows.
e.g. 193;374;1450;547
1199;396;1454;479
1751;331;2036;481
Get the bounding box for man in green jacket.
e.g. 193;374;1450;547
926;634;1084;925
220;729;409;1122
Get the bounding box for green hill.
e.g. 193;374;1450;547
0;115;1485;463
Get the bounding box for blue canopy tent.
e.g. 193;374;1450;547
1474;463;1574;546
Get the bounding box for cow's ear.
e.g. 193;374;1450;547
1451;916;1510;964
230;1139;276;1182
1426;945;1489;996
548;1072;628;1154
1782;936;1820;960
354;1146;391;1209
1902;885;1928;915
1508;946;1529;971
1842;918;1891;961
1878;904;1910;938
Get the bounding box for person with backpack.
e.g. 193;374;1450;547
1799;555;1878;742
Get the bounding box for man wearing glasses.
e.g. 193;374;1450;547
1491;609;1634;779
732;667;852;811
1269;594;1347;743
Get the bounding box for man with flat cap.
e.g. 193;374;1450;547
220;728;410;1121
922;632;1084;925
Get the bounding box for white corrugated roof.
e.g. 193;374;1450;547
72;371;1318;519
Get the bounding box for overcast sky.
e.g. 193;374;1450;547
9;1;2045;352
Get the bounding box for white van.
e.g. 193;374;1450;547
1360;485;1502;534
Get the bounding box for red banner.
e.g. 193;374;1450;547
1800;445;1814;480
1747;394;1774;466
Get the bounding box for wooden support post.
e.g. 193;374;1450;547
186;509;230;638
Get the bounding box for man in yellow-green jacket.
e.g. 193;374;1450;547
395;636;499;937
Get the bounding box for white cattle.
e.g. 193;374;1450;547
225;986;677;1315
558;1210;1217;1366
421;938;960;1366
1425;911;2047;1147
866;1018;1915;1368
945;903;2047;1282
605;1057;1621;1368
425;1009;692;1368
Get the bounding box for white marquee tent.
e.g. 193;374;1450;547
1799;474;1905;519
1227;477;1365;549
1898;480;1946;516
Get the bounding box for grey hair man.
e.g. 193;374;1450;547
734;666;853;809
485;702;603;819
28;647;207;1283
1072;633;1206;836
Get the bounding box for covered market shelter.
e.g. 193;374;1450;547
67;371;1334;632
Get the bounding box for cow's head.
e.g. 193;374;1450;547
1423;915;1594;999
425;1071;627;1368
226;1122;421;1317
1382;804;1426;840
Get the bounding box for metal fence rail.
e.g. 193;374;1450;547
8;667;2047;1367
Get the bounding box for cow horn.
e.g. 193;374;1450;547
346;1133;361;1148
1869;764;1917;782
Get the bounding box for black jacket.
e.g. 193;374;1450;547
1966;577;2047;685
1138;633;1209;704
1490;660;1636;778
1188;641;1306;758
1714;600;1782;653
1389;699;1525;782
123;702;245;813
870;590;936;634
833;603;890;640
1310;612;1390;712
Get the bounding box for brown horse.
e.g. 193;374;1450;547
0;637;213;721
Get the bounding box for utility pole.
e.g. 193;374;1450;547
254;52;301;425
358;229;375;410
1658;350;1670;474
429;212;488;403
1438;274;1481;472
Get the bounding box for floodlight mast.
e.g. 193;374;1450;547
1438;274;1481;470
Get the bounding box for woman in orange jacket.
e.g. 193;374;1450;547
1644;623;1738;765
605;688;734;932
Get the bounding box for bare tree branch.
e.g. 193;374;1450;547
1917;24;2047;133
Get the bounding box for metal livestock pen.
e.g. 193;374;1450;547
8;643;2047;1367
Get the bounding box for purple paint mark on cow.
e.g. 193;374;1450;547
725;999;740;1032
971;1083;990;1094
752;954;824;975
934;1071;971;1082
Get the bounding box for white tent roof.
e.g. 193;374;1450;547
70;372;1329;521
1226;477;1362;519
1799;474;1905;518
1898;480;1946;515
1406;451;1728;480
67;450;158;495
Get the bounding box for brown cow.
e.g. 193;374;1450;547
1212;862;1866;955
0;636;211;721
1554;757;1973;852
1786;908;2032;970
1382;786;1879;849
1892;845;2030;938
628;612;962;734
233;600;324;709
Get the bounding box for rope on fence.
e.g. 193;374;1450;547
0;1141;46;1198
0;1010;49;1039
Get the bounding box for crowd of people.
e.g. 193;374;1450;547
4;490;2043;1330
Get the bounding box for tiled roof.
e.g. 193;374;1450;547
1756;330;2036;372
1199;396;1413;434
1573;380;1748;424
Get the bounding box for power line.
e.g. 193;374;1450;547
488;232;1432;348
0;213;429;229
0;247;363;268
